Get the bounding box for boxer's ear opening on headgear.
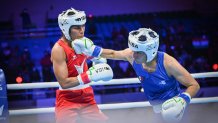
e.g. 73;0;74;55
149;31;157;38
138;35;147;42
131;31;139;35
68;11;75;15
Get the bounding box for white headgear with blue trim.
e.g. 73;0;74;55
128;28;159;62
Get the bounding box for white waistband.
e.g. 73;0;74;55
59;84;90;90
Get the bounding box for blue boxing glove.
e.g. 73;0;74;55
161;92;191;123
72;37;102;57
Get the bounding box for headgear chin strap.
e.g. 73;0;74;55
58;8;86;40
128;28;159;62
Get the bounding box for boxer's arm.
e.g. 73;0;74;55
72;37;132;62
160;53;199;122
101;48;132;62
164;53;200;98
51;44;80;89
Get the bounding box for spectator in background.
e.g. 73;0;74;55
120;25;128;39
19;48;34;83
88;18;97;35
40;50;53;82
20;8;32;29
30;65;41;82
111;27;120;40
46;5;56;20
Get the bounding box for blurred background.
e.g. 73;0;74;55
0;0;218;122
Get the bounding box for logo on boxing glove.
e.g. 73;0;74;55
90;66;111;74
77;63;113;85
96;66;110;73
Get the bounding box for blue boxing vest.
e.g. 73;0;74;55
132;51;181;105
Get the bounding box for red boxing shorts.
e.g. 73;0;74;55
55;86;107;123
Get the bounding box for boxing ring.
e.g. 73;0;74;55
4;72;218;123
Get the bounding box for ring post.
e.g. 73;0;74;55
0;69;9;123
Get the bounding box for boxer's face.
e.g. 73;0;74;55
70;24;85;40
133;51;147;64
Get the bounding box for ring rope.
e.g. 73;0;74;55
7;72;218;90
9;97;218;115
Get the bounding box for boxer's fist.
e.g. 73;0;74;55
72;37;102;57
77;63;113;85
161;93;191;123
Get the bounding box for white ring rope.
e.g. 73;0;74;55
9;97;218;116
7;72;218;116
7;72;218;90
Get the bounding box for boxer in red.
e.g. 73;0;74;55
51;8;113;123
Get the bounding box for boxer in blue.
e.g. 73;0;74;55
72;28;200;122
